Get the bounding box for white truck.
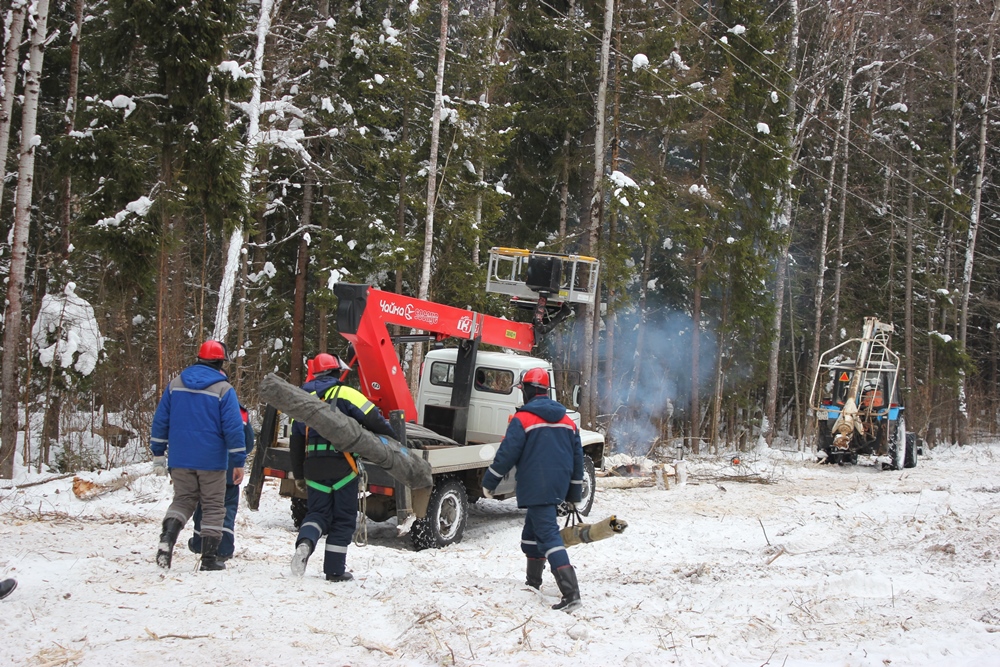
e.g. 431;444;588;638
244;248;606;550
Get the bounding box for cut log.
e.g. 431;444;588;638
72;471;141;500
258;373;433;489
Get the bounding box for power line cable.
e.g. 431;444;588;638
532;0;998;265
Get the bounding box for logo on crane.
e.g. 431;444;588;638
379;298;440;326
456;315;482;336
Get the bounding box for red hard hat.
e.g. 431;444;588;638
198;340;228;361
520;368;551;389
311;353;349;374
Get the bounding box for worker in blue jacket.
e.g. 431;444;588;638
289;353;397;582
188;403;255;562
482;368;585;612
150;340;247;571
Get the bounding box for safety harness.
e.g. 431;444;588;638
302;385;363;492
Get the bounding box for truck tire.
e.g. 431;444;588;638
557;455;596;518
885;416;906;471
410;478;469;551
816;419;834;464
904;433;918;469
291;497;307;529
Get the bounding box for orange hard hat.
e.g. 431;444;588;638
311;353;349;374
198;340;228;361
519;368;551;389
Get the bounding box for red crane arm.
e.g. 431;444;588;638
364;288;535;350
335;285;535;422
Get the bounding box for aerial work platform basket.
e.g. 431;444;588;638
485;247;600;306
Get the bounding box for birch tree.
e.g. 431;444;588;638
0;1;26;217
410;0;449;392
1;0;51;479
580;0;613;428
212;0;280;345
957;0;999;445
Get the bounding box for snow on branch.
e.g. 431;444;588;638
31;283;105;376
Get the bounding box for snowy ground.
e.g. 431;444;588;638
2;443;1000;667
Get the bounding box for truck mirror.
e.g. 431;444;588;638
572;385;581;408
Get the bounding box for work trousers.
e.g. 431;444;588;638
190;483;240;557
163;468;227;540
520;504;571;571
296;477;359;576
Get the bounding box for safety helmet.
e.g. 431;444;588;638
197;340;228;362
520;367;551;389
312;352;349;374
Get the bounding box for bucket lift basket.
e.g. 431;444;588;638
485;247;600;307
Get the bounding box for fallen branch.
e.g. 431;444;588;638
36;650;84;667
144;627;212;641
766;546;787;565
3;473;75;490
597;477;653;489
112;586;147;595
354;637;395;656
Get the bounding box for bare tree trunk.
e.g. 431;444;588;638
710;290;728;453
764;0;802;445
557;135;570;247
690;251;702;454
580;0;614;429
555;0;576;251
56;0;83;259
395;7;414;302
904;148;914;393
411;0;450;393
828;35;856;346
212;0;280;344
958;0;999;444
603;4;621;414
809;20;857;421
0;0;51;479
290;180;313;385
627;240;652;404
0;2;26;218
472;0;499;267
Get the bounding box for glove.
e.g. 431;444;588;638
558;500;578;514
482;486;494;499
153;456;167;477
295;479;308;495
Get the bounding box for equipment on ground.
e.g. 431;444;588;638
808;317;920;469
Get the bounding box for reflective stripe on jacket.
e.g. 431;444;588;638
481;396;584;507
150;363;247;471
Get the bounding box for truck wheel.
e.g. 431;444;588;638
904;433;918;469
816;419;834;464
886;417;906;471
410;478;469;551
557;455;596;517
291;497;307;529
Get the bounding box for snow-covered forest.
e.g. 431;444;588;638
1;0;1000;478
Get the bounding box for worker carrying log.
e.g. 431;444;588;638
259;364;432;582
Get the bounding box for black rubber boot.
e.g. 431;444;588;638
551;565;582;612
199;536;226;571
156;518;183;569
526;558;545;590
325;571;354;582
0;578;16;600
